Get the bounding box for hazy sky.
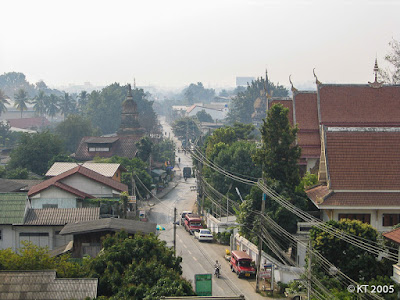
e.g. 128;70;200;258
1;0;399;90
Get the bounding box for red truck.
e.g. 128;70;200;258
184;214;203;235
230;250;256;278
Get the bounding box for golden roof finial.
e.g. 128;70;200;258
289;75;298;93
313;68;321;85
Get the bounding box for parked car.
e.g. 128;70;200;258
180;211;192;225
230;250;256;278
184;214;203;234
194;229;213;242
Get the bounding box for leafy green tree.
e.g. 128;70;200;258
46;94;59;120
0;88;10;117
254;103;301;191
5;167;28;179
152;138;176;166
0;72;36;99
0;241;87;278
196;109;213;122
32;90;48;117
13;88;29;118
8;131;64;175
0;121;19;147
136;136;153;162
309;219;392;283
171;117;200;142
87;231;194;299
227;73;289;124
55;114;97;153
183;82;215;105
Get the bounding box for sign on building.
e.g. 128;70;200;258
194;274;212;296
128;196;136;203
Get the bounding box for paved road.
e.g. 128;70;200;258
146;118;268;299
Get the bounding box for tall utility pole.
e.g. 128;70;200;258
173;207;177;256
255;193;265;292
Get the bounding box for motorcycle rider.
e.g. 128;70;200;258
214;260;221;277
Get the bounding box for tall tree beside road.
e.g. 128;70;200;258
8;131;64;175
227;74;289;124
88;231;195;299
13;88;29;118
0;89;10;117
171;117;200;142
252;103;306;233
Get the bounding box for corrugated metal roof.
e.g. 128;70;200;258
24;207;100;225
0;193;27;224
0;178;26;192
0;270;98;299
46;162;125;177
60;218;156;235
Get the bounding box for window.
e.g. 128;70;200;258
338;213;371;224
0;230;2;240
43;204;58;209
88;147;110;152
382;214;400;227
20;232;49;237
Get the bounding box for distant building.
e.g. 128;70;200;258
75;84;145;160
236;76;255;87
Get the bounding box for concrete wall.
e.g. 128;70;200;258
0;225;14;250
62;174;115;198
205;213;238;234
322;208;400;232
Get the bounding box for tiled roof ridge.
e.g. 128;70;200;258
29;165;127;196
319;83;400;87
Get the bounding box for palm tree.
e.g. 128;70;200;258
59;92;76;120
32;90;47;117
14;89;29;118
47;94;59;120
78;90;88;113
0;89;10;118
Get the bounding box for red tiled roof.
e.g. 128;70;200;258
320;192;400;207
383;228;400;244
318;84;400;126
293;92;319;130
75;136;140;160
23;207;100;225
7;117;50;129
305;185;331;206
269;99;293;125
28;165;128;197
325;128;400;190
53;182;94;198
293;92;321;159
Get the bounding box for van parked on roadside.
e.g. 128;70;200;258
184;214;203;234
230;250;256;278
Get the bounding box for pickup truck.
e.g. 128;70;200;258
194;229;213;242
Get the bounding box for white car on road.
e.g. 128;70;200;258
194;229;214;242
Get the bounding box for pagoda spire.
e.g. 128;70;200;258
368;58;383;88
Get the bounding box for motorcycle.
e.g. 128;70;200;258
214;265;221;278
